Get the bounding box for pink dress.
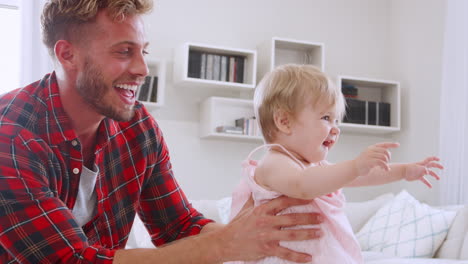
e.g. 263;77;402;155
227;144;363;264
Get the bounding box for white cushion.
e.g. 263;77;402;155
126;199;226;249
190;199;222;222
344;193;395;233
216;196;232;224
434;205;468;259
126;213;155;249
356;190;457;258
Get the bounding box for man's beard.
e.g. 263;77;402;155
75;58;135;122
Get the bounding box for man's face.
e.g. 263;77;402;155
75;10;149;122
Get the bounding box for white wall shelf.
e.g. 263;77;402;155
338;76;400;134
257;37;324;80
137;58;165;108
199;97;263;142
173;42;257;91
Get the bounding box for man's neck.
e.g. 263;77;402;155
57;74;102;167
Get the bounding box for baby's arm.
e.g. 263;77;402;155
347;156;443;188
255;142;399;200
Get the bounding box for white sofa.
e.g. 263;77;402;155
126;192;468;263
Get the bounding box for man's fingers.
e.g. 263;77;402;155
272;213;323;228
272;245;312;263
272;228;322;241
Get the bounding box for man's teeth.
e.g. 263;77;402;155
115;84;138;92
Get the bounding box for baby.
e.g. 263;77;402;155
228;64;443;263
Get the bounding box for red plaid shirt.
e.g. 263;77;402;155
0;73;212;263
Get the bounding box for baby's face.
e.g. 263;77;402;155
288;104;341;164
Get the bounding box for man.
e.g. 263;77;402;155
0;1;322;263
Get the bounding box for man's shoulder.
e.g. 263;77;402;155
0;79;49;138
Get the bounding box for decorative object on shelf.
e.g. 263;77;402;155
342;82;358;98
338;76;400;134
257;37;324;81
199;96;263;142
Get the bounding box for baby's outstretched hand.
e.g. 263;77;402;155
404;156;443;188
355;142;400;176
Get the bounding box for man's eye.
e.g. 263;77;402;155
118;49;130;55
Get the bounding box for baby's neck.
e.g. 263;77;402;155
268;143;323;167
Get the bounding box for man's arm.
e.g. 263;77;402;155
114;196;323;263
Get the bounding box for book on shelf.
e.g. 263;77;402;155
216;125;243;134
343;98;365;124
186;50;246;84
149;76;158;103
213;55;221;81
235;56;245;83
200;53;207;79
220;56;228;82
188;50;202;78
367;101;377;125
378;102;390;126
137;75;152;101
229;56;235;82
235;116;260;136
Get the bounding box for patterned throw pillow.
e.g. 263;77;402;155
356;190;457;258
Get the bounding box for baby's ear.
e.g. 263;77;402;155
273;109;292;134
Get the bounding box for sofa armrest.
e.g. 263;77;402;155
435;205;468;259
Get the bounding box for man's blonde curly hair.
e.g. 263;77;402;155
41;0;153;56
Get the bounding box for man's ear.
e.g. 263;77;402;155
273;109;292;134
54;40;78;70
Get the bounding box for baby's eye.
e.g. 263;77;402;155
322;115;330;121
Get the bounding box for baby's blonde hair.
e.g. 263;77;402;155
41;0;153;57
254;64;345;143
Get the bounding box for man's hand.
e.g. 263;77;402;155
404;156;443;188
219;196;323;263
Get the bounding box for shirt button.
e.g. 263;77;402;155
71;140;78;147
73;168;80;174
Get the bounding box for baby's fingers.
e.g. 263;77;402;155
419;176;433;188
374;142;400;150
427;170;441;180
425;161;444;170
375;159;390;171
422;156;440;164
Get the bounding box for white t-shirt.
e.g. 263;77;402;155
71;165;98;227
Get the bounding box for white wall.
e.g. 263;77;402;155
387;0;446;204
143;0;447;203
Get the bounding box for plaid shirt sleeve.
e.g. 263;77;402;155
0;125;115;264
137;117;214;246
